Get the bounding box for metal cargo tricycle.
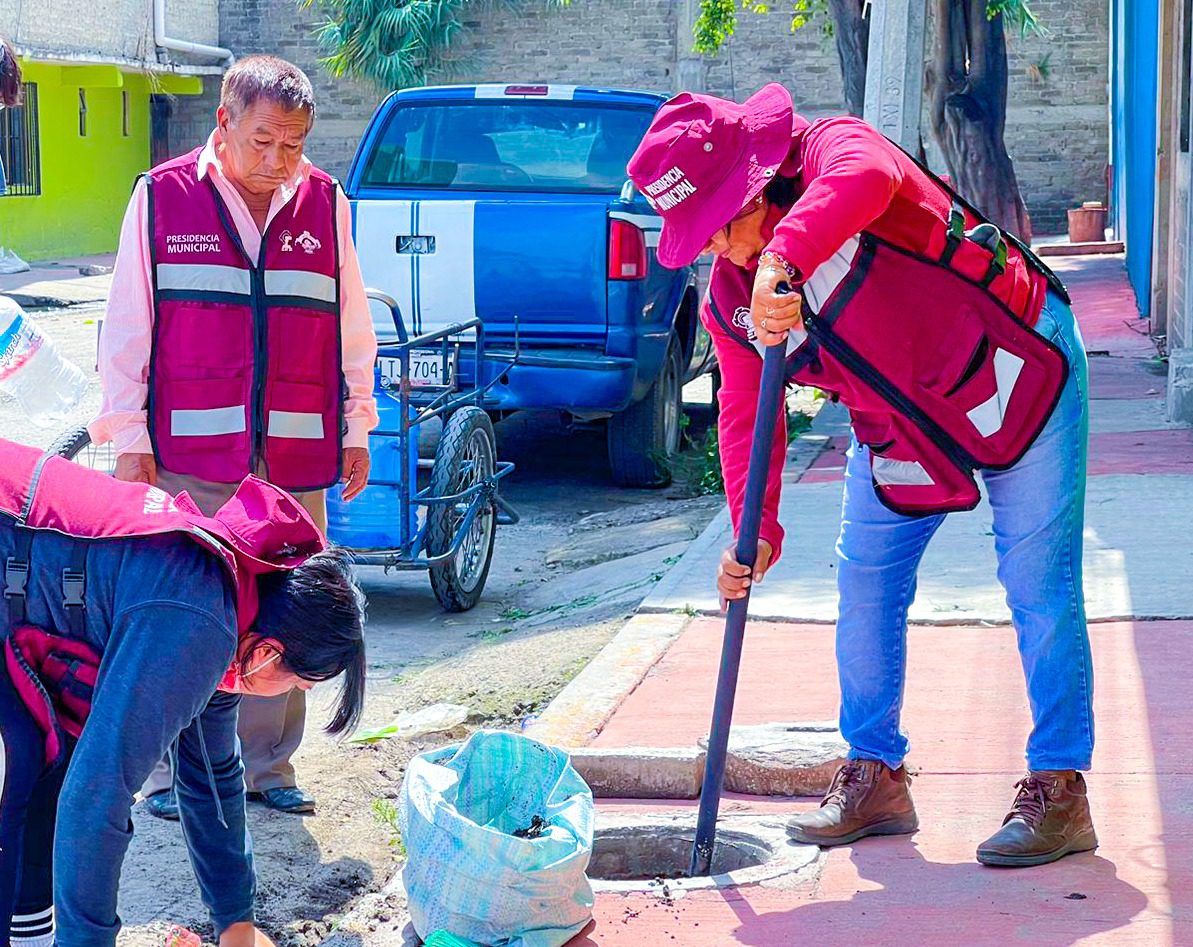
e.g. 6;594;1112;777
53;290;517;612
323;290;518;611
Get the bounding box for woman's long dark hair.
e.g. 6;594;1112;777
764;174;800;213
0;38;22;109
253;547;367;735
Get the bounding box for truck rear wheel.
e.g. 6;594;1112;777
607;336;683;488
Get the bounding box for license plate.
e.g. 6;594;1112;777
377;349;455;390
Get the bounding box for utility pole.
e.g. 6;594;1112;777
676;0;707;93
863;0;927;150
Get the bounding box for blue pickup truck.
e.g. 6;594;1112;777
345;83;713;487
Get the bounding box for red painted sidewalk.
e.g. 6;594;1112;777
579;618;1191;944
569;256;1188;945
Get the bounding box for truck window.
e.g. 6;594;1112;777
360;102;655;193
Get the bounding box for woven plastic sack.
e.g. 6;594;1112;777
399;730;595;947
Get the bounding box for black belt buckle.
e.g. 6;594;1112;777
62;568;86;608
4;557;29;599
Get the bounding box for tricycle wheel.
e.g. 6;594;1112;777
607;335;683;488
51;425;118;474
427;406;497;612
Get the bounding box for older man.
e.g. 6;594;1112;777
91;55;378;818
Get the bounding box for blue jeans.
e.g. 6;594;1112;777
835;291;1093;771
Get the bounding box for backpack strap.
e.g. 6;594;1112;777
939;202;967;266
63;542;87;637
886;137;1071;304
5;526;32;624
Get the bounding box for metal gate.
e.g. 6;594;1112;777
0;82;41;197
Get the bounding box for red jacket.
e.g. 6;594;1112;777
0;437;326;764
705;116;1054;562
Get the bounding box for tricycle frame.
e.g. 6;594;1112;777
345;290;519;573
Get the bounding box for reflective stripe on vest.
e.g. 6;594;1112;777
268;410;325;440
872;456;934;487
802;235;859;314
172;405;248;437
156;263;252;296
965;348;1025;438
263;269;337;304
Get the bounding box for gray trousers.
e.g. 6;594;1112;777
142;468;327;795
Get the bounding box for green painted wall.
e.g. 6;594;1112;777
0;63;204;261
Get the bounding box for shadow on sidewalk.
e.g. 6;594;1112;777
725;838;1149;944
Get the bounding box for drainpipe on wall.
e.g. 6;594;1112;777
153;0;234;66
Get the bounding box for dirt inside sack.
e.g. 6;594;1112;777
512;815;549;839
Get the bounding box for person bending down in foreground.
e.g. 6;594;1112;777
0;437;367;947
627;85;1095;868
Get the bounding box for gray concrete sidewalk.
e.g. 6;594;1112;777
0;253;114;308
643;377;1193;624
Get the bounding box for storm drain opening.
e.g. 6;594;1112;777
587;815;820;893
590;826;771;880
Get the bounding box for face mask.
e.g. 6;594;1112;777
216;648;282;694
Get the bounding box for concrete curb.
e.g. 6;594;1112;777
524;612;691;748
568;746;706;799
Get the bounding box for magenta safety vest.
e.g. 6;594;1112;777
0;437;325;764
706;197;1069;517
145;148;344;492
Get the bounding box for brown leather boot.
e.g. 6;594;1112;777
977;771;1098;867
786;759;919;846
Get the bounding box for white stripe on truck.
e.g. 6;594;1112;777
353;199;478;340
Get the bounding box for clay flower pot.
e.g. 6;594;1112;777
1068;201;1107;244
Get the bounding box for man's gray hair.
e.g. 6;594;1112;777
221;55;316;122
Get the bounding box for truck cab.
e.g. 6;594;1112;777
346;83;712;487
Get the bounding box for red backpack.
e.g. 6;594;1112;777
705;177;1069;516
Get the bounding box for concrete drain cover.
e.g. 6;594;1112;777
588;813;820;893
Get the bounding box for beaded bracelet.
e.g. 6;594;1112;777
759;250;798;284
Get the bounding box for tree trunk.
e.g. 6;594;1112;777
927;0;1032;241
826;0;869;117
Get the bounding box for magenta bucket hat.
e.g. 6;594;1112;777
627;83;795;269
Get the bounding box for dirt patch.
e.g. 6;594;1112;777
379;618;624;725
117;734;420;947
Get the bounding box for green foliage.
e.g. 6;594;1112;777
371;798;407;856
300;0;571;91
686;423;726;496
786;404;813;443
693;0;740;55
986;0;1045;36
787;0;833;39
657;403;813;498
695;0;832;54
1026;51;1052;83
696;0;1043;55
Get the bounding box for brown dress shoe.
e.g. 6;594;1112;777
977;771;1098;867
786;759;919;846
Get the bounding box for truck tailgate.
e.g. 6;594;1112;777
353;197;609;344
